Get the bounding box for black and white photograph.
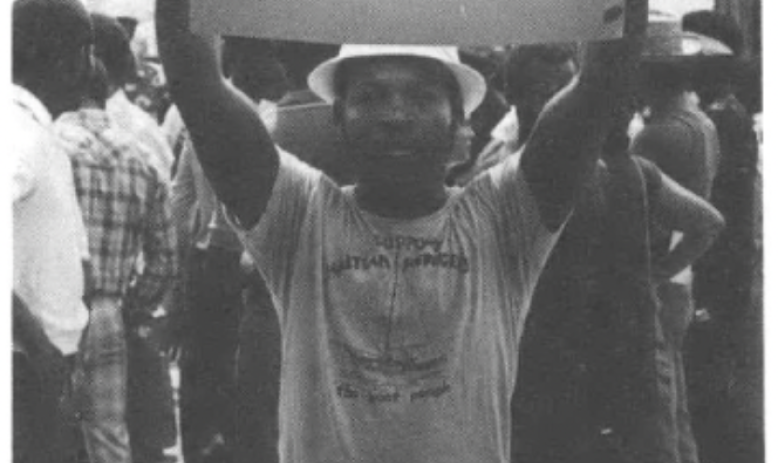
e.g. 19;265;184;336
9;0;765;462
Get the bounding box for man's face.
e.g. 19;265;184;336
231;57;288;103
338;57;458;185
513;58;576;126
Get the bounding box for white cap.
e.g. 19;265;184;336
308;45;487;117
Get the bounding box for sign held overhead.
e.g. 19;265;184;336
191;0;625;45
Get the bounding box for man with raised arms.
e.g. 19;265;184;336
156;0;646;461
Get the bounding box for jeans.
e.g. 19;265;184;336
78;296;132;463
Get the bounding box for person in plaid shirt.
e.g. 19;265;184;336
55;59;177;463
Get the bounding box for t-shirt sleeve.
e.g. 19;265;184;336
227;149;323;296
467;153;564;294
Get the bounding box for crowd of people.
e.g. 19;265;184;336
12;0;762;463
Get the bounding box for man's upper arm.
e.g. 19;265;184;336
632;122;705;196
175;77;279;230
155;2;279;230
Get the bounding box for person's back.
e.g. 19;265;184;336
12;86;90;360
57;108;175;305
55;59;177;463
691;93;757;327
681;13;761;460
634;98;720;200
513;113;725;463
12;1;93;460
91;13;175;179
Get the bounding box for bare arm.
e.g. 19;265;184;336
156;0;278;229
651;172;725;281
520;0;647;231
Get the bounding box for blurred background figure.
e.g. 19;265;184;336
449;43;578;185
511;97;723;463
632;15;729;463
271;41;351;184
681;10;762;463
92;13;174;179
89;13;181;463
12;0;93;461
56;56;177;463
168;35;288;463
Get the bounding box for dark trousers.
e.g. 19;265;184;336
126;331;177;463
179;246;243;463
14;351;77;463
234;274;282;463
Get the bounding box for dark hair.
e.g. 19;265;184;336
116;16;139;41
221;36;289;101
682;10;744;56
91;13;136;86
639;61;693;96
85;58;110;104
13;0;93;80
333;55;465;123
221;36;277;76
275;40;339;90
504;43;577;100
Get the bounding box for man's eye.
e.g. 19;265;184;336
351;88;383;104
412;88;442;103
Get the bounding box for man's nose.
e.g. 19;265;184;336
381;92;414;123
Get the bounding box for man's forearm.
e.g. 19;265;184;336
653;231;719;281
520;0;647;231
156;0;222;100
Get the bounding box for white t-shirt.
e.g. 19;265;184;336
233;151;561;463
12;86;89;355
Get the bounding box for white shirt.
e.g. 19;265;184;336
12;85;90;355
231;151;562;463
490;107;519;143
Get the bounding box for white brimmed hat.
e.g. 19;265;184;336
307;45;487;117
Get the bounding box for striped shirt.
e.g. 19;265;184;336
56;108;176;308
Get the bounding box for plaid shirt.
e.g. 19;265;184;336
56;108;176;310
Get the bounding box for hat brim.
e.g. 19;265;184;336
642;31;733;63
308;53;487;118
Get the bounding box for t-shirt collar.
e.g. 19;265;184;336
12;85;53;127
